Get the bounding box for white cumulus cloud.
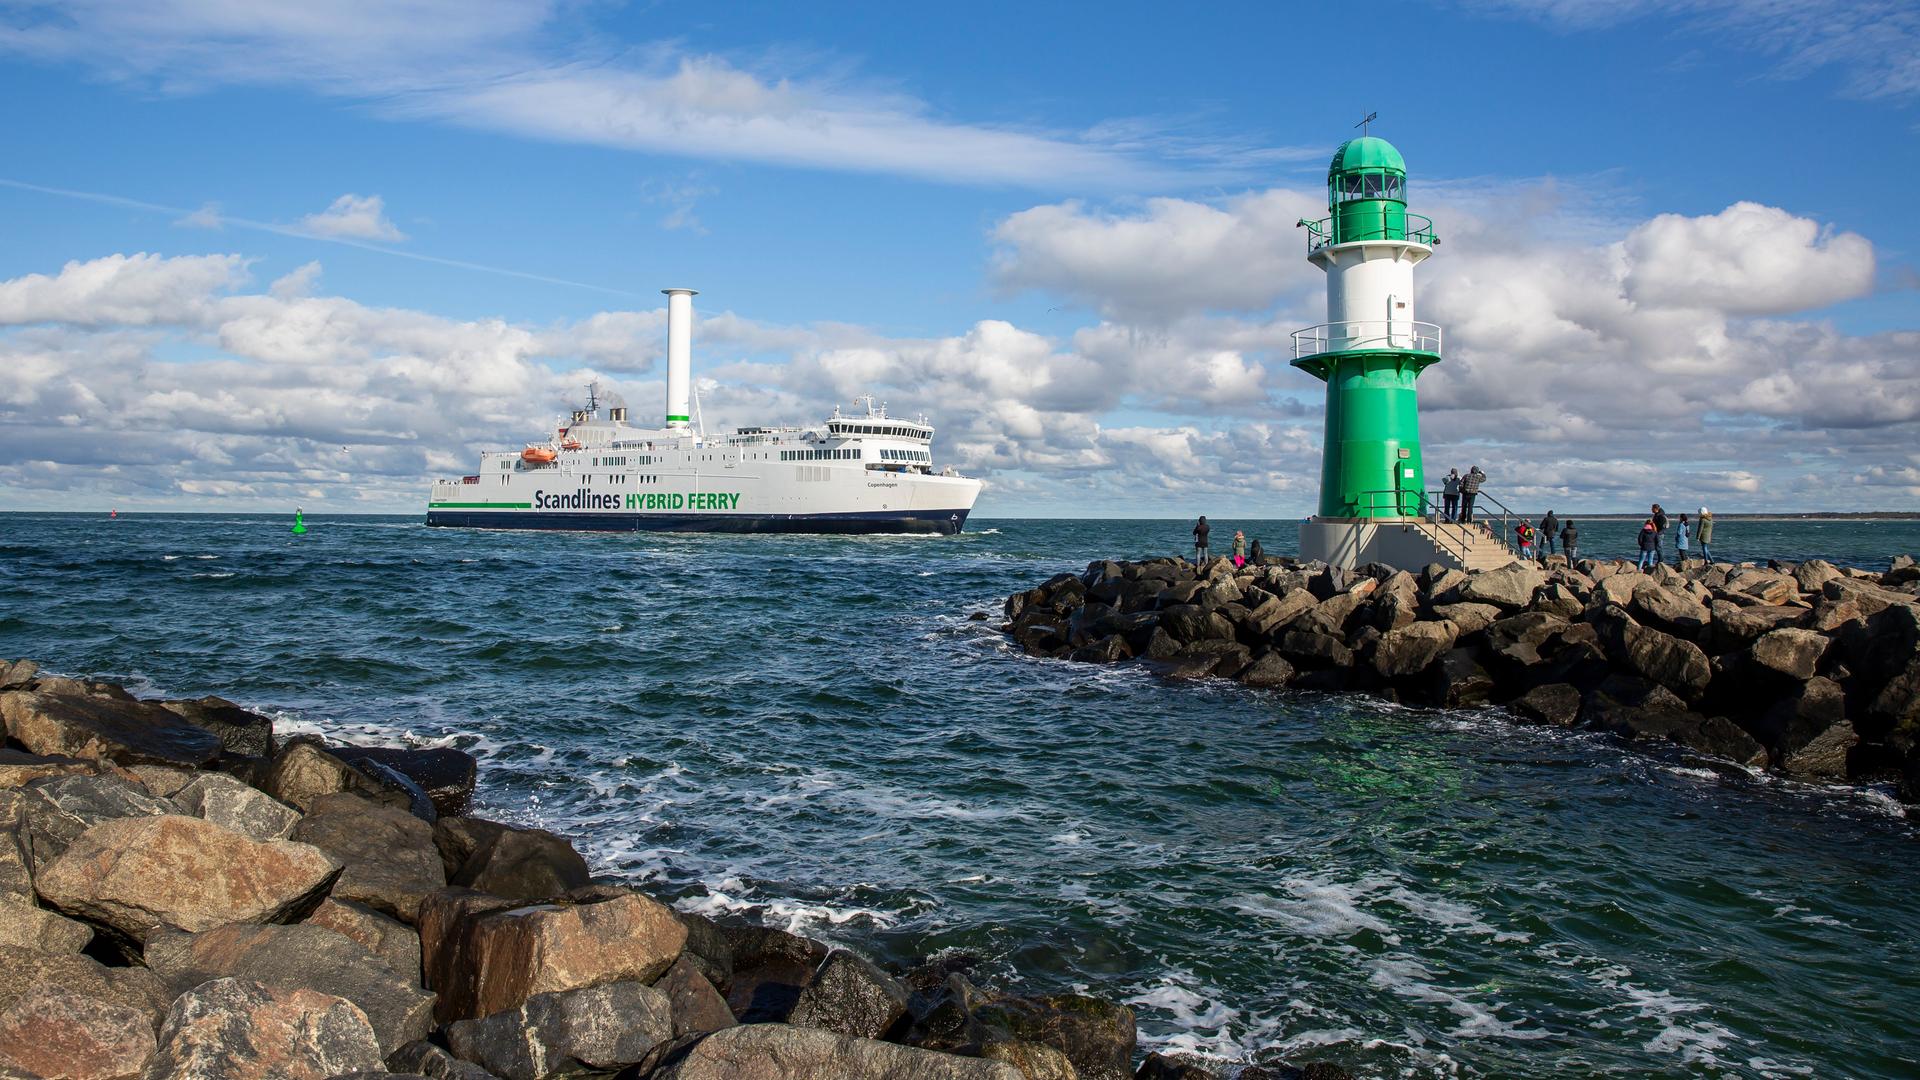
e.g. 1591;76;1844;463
298;194;406;242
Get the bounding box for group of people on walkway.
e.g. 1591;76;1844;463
1191;516;1262;568
1635;504;1715;569
1440;466;1486;523
1514;511;1578;563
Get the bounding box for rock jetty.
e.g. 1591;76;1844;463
1004;555;1920;809
0;661;1340;1080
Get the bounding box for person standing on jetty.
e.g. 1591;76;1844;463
1697;507;1714;563
1192;516;1211;564
1561;518;1579;563
1442;468;1461;522
1515;519;1535;560
1249;537;1264;565
1460;465;1486;524
1651;504;1668;564
1232;530;1247;568
1675;513;1692;568
1538;510;1560;561
1637;518;1659;570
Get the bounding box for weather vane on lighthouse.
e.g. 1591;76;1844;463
1354;111;1378;137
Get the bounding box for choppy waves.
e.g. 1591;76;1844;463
3;513;1918;1077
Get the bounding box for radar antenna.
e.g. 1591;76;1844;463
1354;111;1378;137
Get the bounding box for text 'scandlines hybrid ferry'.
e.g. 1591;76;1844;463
426;288;983;534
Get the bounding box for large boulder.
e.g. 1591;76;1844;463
1429;602;1501;637
654;1024;1022;1080
0;946;169;1030
17;773;173;870
157;696;276;758
330;747;478;817
385;1040;504;1080
0;749;96;791
0;896;94;953
0;690;222;769
420;886;687;1023
305;898;423;982
1630;582;1710;637
1706;601;1804;653
1158;605;1233;645
1509;683;1582;728
1454;562;1546;611
447;825;590;905
262;743;406;815
445;981;672;1080
723;923;830;1024
1746;628;1830;683
145;922;434;1055
290;793;447;924
146;977;383;1080
654;954;735;1041
0;982;155;1080
673;911;734;994
34;815;341;942
967;993;1137;1080
0;662;36;691
171;772;300;843
1593;607;1711;701
1371;621;1457;678
1792;560;1843;594
1484;613;1569;669
0;792;34;903
1236;651;1295;689
1757;678;1854;778
787;950;910;1040
1416;648;1496;708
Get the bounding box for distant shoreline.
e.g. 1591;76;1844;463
7;511;1920;523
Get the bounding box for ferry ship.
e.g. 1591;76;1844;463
426;288;983;534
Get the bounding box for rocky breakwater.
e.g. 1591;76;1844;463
0;660;1344;1080
1005;554;1920;810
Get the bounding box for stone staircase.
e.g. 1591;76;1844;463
1410;519;1521;572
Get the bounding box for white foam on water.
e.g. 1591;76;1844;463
1664;766;1720;781
598;623;623;632
1624;985;1737;1067
191;572;235;579
1745;1057;1815;1077
1231;876;1401;944
1380;885;1530;944
1049;830;1086;846
1366;956;1548;1042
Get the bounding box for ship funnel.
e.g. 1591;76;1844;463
662;288;697;429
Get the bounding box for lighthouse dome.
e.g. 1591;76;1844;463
1328;136;1406;180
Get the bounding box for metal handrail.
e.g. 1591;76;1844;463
1298;212;1438;253
1352;489;1473;567
1350;486;1541;565
1292;320;1442;359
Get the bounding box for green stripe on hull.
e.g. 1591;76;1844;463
428;502;533;509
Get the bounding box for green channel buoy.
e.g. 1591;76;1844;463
292;508;307;535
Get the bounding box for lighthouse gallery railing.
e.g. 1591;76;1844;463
1292;320;1442;360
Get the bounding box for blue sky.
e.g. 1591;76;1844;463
1;0;1916;514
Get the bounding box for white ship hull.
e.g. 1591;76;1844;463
428;454;980;534
425;287;983;535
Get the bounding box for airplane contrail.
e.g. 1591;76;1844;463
0;178;639;298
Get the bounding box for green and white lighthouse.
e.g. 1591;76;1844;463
1294;132;1463;569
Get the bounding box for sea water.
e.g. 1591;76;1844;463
1;513;1916;1078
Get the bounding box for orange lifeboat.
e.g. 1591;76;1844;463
560;439;583;451
521;446;557;464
